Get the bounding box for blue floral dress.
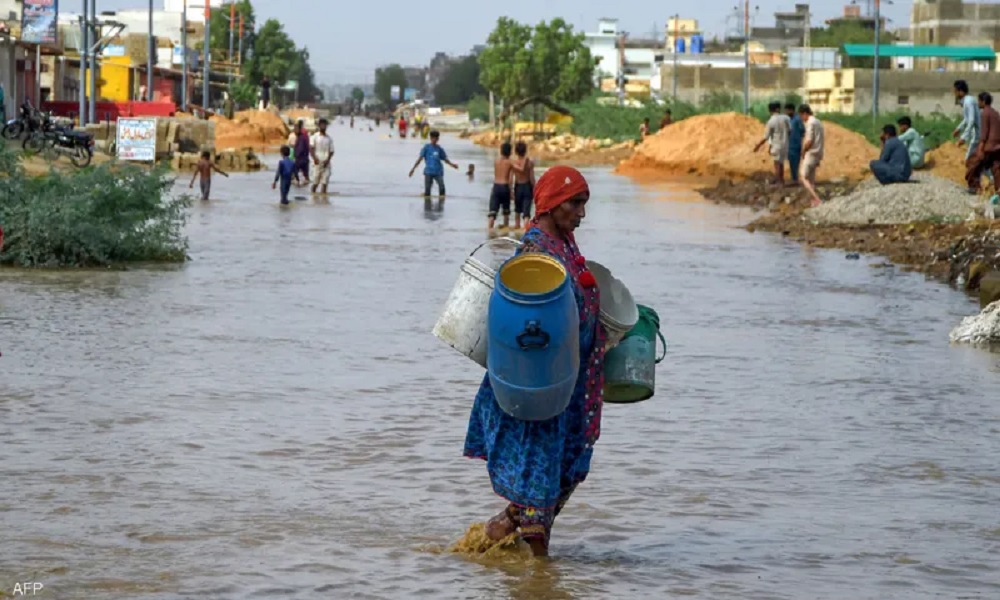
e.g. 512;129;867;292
464;226;606;547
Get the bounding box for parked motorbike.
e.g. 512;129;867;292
24;127;94;168
1;100;38;140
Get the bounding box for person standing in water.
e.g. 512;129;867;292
292;120;311;186
272;145;295;205
511;141;535;229
409;130;458;197
465;165;605;558
488;142;514;229
189;150;229;201
310;118;335;195
398;115;408;140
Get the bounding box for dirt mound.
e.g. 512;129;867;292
926;142;972;186
616;112;877;182
211;109;289;150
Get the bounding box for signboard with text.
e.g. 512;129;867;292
116;118;158;162
21;0;59;45
390;85;401;101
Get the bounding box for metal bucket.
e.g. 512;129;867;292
604;305;666;404
586;260;639;350
432;237;521;367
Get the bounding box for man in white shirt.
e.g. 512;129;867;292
754;101;790;186
310;118;334;195
798;104;825;207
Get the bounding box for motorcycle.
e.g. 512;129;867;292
2;101;37;140
24;126;94;168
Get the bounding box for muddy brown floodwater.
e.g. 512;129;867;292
3;122;1000;600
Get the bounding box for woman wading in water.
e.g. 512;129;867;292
464;166;606;557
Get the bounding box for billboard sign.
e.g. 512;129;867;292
116;118;158;162
21;0;59;45
103;45;126;57
403;87;417;101
390;85;401;101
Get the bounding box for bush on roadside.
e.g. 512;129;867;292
0;140;191;268
819;110;959;150
567;95;699;142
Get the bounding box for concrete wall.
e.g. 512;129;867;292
659;65;804;105
806;68;1000;115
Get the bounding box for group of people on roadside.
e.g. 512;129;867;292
756;102;826;206
868;80;1000;195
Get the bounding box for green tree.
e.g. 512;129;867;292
208;1;255;66
351;87;365;104
374;64;407;107
810;22;896;68
434;54;484;105
247;19;299;84
478;17;594;107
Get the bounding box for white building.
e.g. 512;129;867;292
163;0;224;23
583;18;662;91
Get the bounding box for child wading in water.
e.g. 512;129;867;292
189;150;229;200
488;142;514;229
511;141;535;229
272;145;296;205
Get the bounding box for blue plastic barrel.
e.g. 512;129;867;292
691;35;704;54
675;38;686;54
487;254;580;421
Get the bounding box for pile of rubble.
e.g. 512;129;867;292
172;148;262;173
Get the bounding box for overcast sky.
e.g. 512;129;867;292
92;0;913;84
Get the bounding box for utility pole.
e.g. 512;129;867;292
237;14;244;72
873;0;881;125
88;0;96;122
743;0;750;113
181;0;188;111
618;30;628;106
79;0;87;125
671;15;679;102
804;5;811;70
227;1;235;84
147;0;154;101
202;1;210;111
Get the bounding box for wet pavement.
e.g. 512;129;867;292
2;121;1000;599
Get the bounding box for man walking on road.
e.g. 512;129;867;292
310;119;334;195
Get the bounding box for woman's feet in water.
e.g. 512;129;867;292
485;509;517;541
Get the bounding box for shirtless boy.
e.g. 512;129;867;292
188;150;229;201
489;142;514;229
511;141;535;229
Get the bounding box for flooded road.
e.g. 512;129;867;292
3;122;1000;599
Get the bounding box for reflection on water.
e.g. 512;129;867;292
2;122;1000;599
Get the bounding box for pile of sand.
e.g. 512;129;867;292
926;142;973;186
807;173;978;225
616;112;878;182
212;109;289;150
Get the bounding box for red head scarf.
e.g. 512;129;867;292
533;165;590;217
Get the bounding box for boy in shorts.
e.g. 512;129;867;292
489;142;514;229
188;150;229;201
511;141;535;229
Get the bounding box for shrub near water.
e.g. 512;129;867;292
0;140;190;267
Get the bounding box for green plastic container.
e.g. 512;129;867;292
603;305;666;404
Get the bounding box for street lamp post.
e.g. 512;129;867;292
181;0;187;111
88;0;96;121
79;0;87;125
202;1;210;111
147;0;154;102
672;15;679;102
743;0;750;114
873;0;881;125
227;1;235;84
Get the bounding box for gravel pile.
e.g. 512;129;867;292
807;174;979;225
949;301;1000;345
